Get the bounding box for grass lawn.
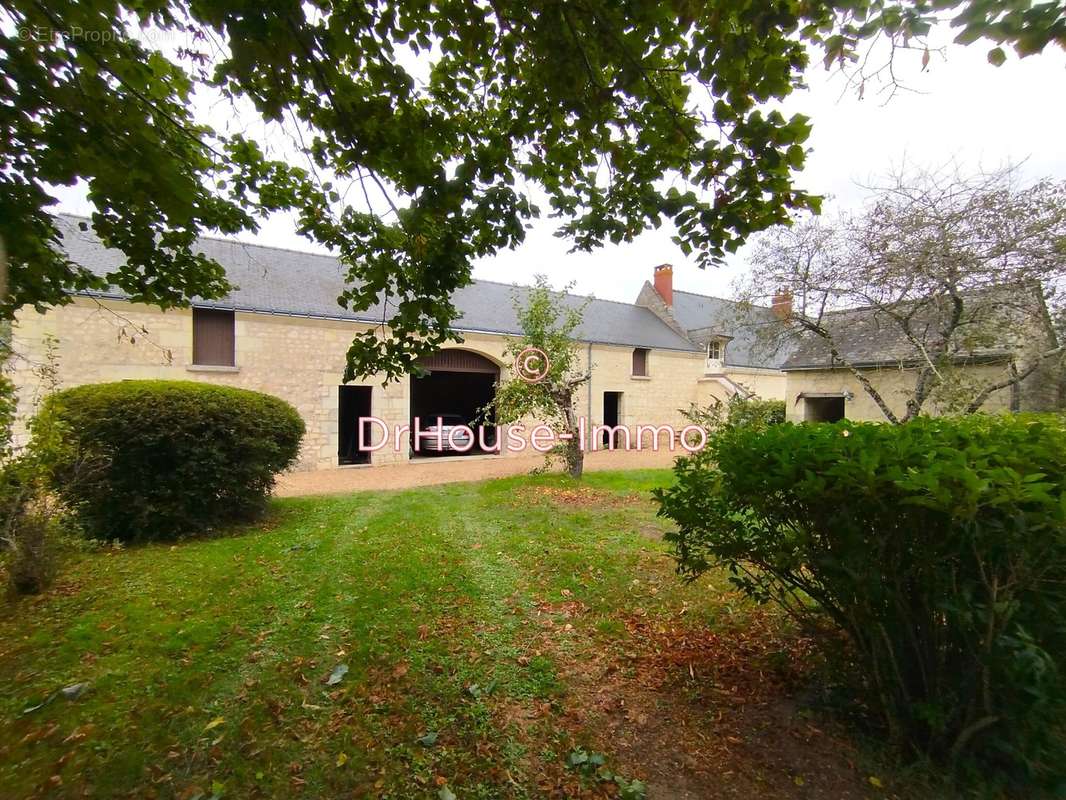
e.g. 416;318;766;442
1;470;909;800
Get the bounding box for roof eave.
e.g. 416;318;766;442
781;353;1013;371
72;291;702;353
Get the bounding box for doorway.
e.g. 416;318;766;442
803;395;845;422
409;349;500;457
602;391;622;448
338;385;373;465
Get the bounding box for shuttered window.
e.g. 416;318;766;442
631;348;649;377
192;308;235;367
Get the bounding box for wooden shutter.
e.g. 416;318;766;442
192;308;235;366
632;348;648;377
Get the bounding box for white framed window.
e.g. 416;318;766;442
707;341;722;361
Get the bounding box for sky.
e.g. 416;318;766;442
54;31;1066;307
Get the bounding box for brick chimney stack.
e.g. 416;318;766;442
771;289;793;319
653;264;673;307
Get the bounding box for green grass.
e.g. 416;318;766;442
0;470;791;798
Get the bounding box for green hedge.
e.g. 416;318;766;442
683;395;785;432
655;415;1066;786
41;380;305;541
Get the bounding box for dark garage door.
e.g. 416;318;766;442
410;349;499;456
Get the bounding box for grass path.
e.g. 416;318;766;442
1;470;906;799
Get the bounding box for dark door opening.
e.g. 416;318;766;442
339;385;373;465
602;391;622;448
410;349;500;457
804;396;845;422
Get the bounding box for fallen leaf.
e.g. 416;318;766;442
21;692;59;716
62;724;95;744
324;664;349;686
61;683;90;700
336;753;348;768
203;717;225;732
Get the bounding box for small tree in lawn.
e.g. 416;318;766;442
491;276;590;479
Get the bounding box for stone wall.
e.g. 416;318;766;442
9;299;410;470
782;363;1019;423
9;298;747;470
19;298;1035;471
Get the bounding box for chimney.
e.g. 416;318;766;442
771;289;793;319
653;264;673;307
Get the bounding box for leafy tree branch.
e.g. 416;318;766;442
3;0;1063;379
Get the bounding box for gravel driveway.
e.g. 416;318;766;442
275;448;680;497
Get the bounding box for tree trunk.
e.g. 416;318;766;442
561;393;584;479
567;438;584;479
965;346;1066;412
828;345;901;424
796;317;902;424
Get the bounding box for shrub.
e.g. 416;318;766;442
0;365;78;595
654;415;1066;786
2;506;61;595
41;381;304;542
682;394;785;433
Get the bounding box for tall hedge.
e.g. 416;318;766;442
41;381;305;541
655;415;1066;786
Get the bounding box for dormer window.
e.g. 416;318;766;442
707;341;722;361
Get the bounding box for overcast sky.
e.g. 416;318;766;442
55;34;1066;306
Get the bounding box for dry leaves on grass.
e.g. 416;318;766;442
530;610;882;800
618;609;821;702
510;486;642;509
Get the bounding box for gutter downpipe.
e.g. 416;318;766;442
587;342;593;426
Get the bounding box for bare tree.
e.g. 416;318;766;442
740;164;1066;423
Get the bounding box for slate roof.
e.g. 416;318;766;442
668;289;797;369
54;215;699;353
779;302;1016;370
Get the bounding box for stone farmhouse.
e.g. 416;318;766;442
7;216;1056;471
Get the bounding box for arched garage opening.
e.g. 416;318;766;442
410;349;499;457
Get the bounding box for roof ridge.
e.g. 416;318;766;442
671;287;774;311
472;276;674;310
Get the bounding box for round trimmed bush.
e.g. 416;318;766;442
41;380;305;541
